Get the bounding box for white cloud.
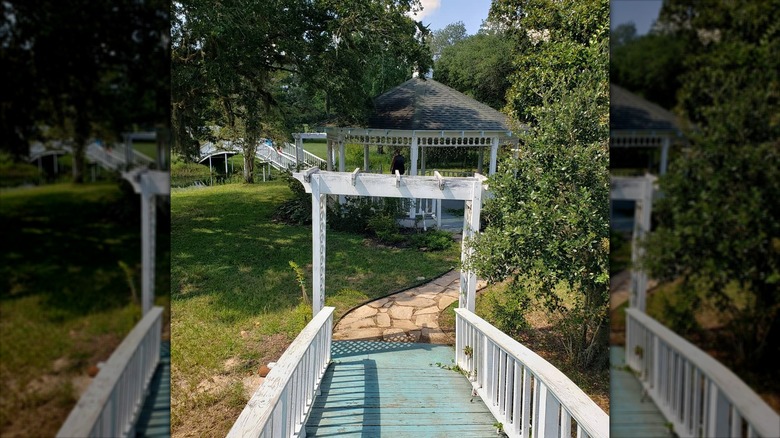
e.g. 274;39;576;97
409;0;441;21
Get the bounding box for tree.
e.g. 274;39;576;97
428;21;467;61
469;0;610;369
1;1;169;181
172;0;430;182
642;0;780;372
433;31;513;109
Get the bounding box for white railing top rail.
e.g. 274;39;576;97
282;142;325;168
256;143;295;170
626;308;780;438
455;308;609;438
57;306;163;438
228;306;335;437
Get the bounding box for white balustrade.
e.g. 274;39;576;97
228;307;334;438
281;142;325;169
57;306;163;438
455;308;609;438
626;308;780;438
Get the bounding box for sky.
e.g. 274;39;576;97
408;0;493;35
410;0;664;37
610;0;664;35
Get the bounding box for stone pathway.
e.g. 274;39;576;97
333;270;487;344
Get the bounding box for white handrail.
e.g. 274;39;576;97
455;308;609;438
57;306;163;438
228;307;334;438
281;142;325;169
626;308;780;438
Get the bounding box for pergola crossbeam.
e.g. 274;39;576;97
295;171;488;315
293;171;482;200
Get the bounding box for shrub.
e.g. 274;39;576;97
171;155;212;188
0;152;41;187
410;229;453;251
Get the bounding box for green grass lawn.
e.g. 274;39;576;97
133;141;158;160
0;182;170;437
170;180;458;436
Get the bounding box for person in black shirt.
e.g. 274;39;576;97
390;149;406;175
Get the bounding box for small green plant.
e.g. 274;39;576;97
634;345;644;359
493;422;505;436
289;261;308;305
463;345;473;358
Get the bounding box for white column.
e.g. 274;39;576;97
660;137;670;175
630;176;653;311
294;136;302;168
325;136;333;171
409;134;419;218
363;144;369;171
224;154;228;174
311;177;326;316
489;137;499;175
460;181;482;312
477;147;484;174
338;137;345;172
421;145;426;175
140;181;156;315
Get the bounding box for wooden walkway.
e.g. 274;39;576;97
306;341;497;437
610;346;671;437
135;340;170;437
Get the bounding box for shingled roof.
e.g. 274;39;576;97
611;84;683;134
367;78;510;131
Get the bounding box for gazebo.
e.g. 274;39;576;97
321;77;521;177
610;83;685;175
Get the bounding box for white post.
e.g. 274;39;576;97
409;134;419;219
294;135;302;168
224;153;228;174
630;176;653;311
338;136;346;204
140;183;156;315
363;144;370;171
489;137;499;175
660;137;670;175
325;137;333;171
421;145;426;176
477;147;484;174
311;177;326;316
460;181;482;312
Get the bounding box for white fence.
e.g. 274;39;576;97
228;307;334;438
281;142;326;169
455;309;609;438
625;308;780;438
57;306;163;438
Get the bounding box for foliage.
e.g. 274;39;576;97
409;229;453;251
1;0;169;182
434;30;514;109
610;28;687;110
470;0;610;369
272;172;311;225
367;213;404;245
288;261;309;305
171;154;213;188
0;152;41;187
641;0;780;371
172;0;432;181
428;21;468;61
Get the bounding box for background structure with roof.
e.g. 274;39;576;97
610;83;686;175
321;76;523;177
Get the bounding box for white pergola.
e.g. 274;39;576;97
293;168;488;316
610;84;685;176
610;175;656;311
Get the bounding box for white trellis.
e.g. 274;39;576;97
610;175;655;311
293;168;488;316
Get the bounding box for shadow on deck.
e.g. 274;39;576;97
135;340;170;437
610;346;671;438
306;341;496;437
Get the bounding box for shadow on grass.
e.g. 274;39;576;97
171;183;458;321
0;181;170;319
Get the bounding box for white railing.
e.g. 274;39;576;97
422;169;474;178
228;306;334;438
256;143;297;171
57;306;163;438
281;142;325;169
626;308;780;438
455;308;609;438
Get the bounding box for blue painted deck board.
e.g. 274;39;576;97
135;340;170;438
306;341;497;437
611;346;672;438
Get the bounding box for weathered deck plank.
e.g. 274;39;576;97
610;346;671;438
306;341;496;437
135;340;170;437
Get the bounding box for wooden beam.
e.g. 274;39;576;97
293;171;484;201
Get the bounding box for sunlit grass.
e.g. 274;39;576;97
170;180;458;435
